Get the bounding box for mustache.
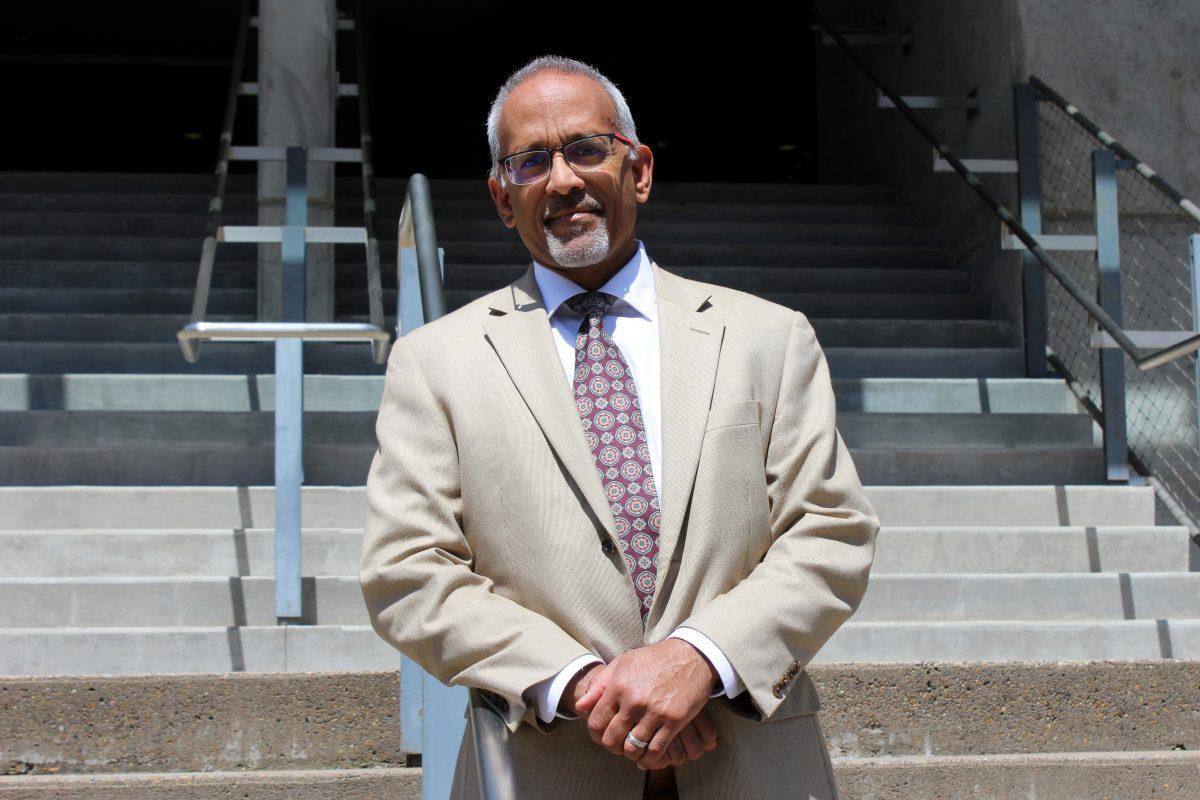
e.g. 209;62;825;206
544;195;604;221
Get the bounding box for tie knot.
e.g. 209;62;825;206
565;291;617;320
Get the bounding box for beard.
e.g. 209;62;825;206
543;193;609;269
545;218;610;268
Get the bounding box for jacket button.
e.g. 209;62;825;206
601;539;615;554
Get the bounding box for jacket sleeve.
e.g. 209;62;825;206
359;336;595;733
676;311;879;720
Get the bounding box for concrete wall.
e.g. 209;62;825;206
814;0;1200;337
1013;0;1200;199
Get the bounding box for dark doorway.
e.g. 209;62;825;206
2;1;819;181
365;2;819;182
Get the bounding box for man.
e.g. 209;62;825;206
360;55;878;800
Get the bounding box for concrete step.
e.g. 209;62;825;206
0;341;387;375
833;377;1081;414
0;373;390;412
814;318;1013;348
0;576;371;627
0;192;923;224
0;312;252;342
0;213;214;238
0;769;420;799
854;572;1200;621
0;410;1094;450
0;528;366;578
0;374;1080;414
3;617;1198;674
835;751;1200;800
9;526;1189;579
0;485;1156;530
824;347;1023;378
0;287;252;315
0;625;397;675
851;446;1104;484
0;342;1016;376
0;260;257;290
865;485;1157;527
821;619;1200;661
0;173;906;204
0;213;942;247
0;442;1105;485
4;663;1194;773
0;234;258;262
8;572;1196;628
873;526;1195;573
838;412;1094;449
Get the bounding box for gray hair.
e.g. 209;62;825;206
486;55;639;183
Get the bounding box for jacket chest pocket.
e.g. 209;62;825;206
704;399;760;431
686;400;771;570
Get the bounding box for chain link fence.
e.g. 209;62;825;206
1036;100;1200;530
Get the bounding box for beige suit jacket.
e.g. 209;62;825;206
360;260;879;800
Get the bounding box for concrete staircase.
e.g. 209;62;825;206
2;173;1197;797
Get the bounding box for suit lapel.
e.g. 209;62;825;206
649;262;724;622
482;260;726;624
483;266;620;545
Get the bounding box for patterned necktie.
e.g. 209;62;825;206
565;290;662;624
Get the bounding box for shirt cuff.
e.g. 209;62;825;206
533;654;604;724
669;626;746;699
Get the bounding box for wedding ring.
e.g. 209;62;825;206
626;731;649;750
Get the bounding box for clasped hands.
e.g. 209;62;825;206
560;638;720;771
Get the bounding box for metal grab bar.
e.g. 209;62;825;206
811;11;1200;371
1029;75;1200;228
398;173;447;324
468;690;519;800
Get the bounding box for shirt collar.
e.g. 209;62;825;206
532;240;657;324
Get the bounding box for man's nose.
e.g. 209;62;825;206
545;150;585;195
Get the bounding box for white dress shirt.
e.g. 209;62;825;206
528;240;747;724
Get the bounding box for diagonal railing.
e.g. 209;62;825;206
811;10;1200;372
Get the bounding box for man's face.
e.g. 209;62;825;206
488;71;653;281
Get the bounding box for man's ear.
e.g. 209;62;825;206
488;173;516;228
632;144;654;204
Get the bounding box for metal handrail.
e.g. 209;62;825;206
1029;75;1200;228
395;176;516;798
468;691;518;800
811;10;1200;371
398;173;447;324
189;0;251;337
180;1;389;366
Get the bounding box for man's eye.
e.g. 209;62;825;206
572;145;601;157
518;152;548;170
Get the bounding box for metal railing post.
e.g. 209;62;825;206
1191;234;1200;456
1014;83;1049;377
275;145;307;621
1092;148;1130;483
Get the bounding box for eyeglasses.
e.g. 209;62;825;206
498;132;635;185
